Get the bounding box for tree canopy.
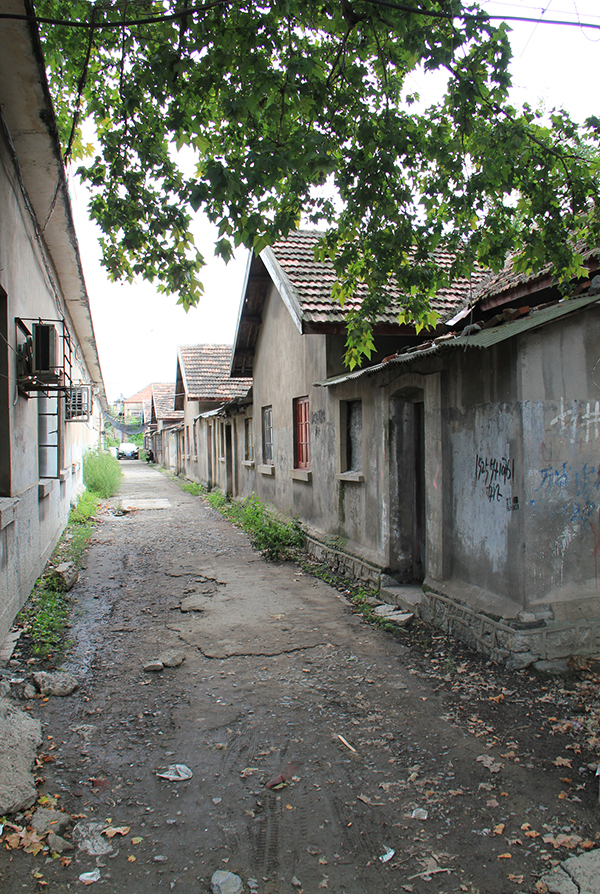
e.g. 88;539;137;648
33;0;600;365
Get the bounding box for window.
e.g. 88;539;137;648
293;397;310;469
244;416;254;462
186;425;190;456
219;422;225;459
193;421;198;456
343;400;362;471
262;406;273;464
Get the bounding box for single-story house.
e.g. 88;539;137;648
228;230;600;667
147;383;183;470
0;1;106;642
174;344;251;490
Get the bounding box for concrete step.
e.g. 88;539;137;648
378;583;423;614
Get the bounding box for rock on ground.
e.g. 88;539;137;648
32;671;78;696
541;849;600;894
211;870;244;894
0;696;42;814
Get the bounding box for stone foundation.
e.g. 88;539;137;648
305;536;382;588
303;536;600;668
422;587;600;669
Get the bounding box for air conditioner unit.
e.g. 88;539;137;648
33;323;59;379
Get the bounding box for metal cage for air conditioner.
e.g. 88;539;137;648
15;317;92;421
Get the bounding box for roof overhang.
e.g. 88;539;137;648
316;292;600;387
0;0;107;408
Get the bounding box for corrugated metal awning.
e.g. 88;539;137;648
315;292;600;387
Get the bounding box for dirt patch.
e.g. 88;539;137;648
1;464;599;894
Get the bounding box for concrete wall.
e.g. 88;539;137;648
236;276;600;664
0;120;98;643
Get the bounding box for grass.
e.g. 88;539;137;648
16;491;99;662
83;449;123;498
207;491;305;561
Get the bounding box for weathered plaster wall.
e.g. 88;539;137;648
0;129;95;642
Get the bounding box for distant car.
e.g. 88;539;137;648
116;442;139;460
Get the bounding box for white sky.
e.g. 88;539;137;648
69;0;600;404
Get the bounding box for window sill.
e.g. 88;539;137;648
259;464;275;476
59;468;69;482
335;471;364;483
291;469;312;483
0;497;17;530
242;460;255;468
38;479;55;499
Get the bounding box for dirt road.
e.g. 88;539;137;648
1;463;599;893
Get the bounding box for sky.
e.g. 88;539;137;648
68;0;600;404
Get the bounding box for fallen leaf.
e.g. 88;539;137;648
102;826;130;838
476;754;503;773
498;853;512;859
494;824;505;835
553;757;572;768
131;837;143;844
525;830;540;838
127;855;136;862
508;875;524;883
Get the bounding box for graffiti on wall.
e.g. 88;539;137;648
550;399;600;444
475;454;516;507
532;462;599;525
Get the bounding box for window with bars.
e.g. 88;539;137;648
293;397;310;469
262;406;273;464
65;385;91;421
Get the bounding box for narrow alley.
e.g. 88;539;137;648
1;463;599;894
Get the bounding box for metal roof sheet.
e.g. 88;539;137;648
316;293;600;387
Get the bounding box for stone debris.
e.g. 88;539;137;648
211;870;244;894
47;831;74;853
143;660;165;673
372;605;415;627
0;696;42;814
30;807;70;836
49;562;79;592
158;649;186;667
32;671;78;696
143;650;186;672
72;821;115;856
539;848;600;894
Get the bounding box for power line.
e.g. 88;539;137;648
0;0;599;31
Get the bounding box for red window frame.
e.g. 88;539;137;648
294;397;310;469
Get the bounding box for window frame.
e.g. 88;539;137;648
244;415;254;462
293;396;310;470
262;406;273;465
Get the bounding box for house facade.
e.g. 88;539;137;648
229;231;600;667
147;384;183;470
174;345;251;490
0;2;106;642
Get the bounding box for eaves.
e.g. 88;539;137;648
315;292;600;387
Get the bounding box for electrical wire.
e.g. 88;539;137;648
0;0;598;31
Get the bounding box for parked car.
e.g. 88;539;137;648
116;442;139;460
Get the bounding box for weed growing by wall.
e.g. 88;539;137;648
83;449;123;498
208;492;304;561
16;492;99;662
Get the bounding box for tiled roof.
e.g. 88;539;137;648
178;345;252;400
266;230;487;325
473;246;599;308
124;384;154;404
152;383;184;421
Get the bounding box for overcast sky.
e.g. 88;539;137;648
69;0;600;404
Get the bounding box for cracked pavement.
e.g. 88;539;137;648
1;462;599;894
